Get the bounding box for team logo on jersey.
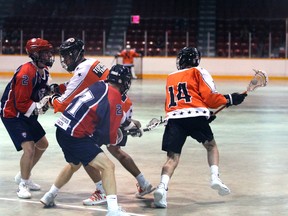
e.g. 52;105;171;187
21;132;27;138
93;63;107;78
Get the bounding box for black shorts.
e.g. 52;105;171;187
56;128;103;166
162;116;214;154
1;115;46;151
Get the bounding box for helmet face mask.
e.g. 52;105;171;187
25;38;54;68
176;47;201;70
106;64;132;95
59;38;84;72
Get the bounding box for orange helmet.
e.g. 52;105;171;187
25;38;54;67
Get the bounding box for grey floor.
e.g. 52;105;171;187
1;77;288;216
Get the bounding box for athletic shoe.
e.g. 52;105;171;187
211;176;231;196
135;182;155;198
40;192;56;207
17;182;31;199
83;190;107;205
14;172;41;191
106;207;129;216
153;185;167;208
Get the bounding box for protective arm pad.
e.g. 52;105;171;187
49;93;61;106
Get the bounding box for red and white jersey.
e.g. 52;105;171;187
0;62;50;118
53;58;109;113
118;49;140;65
55;81;123;144
165;66;227;119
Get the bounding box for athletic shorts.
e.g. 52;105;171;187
1;115;46;151
56;128;103;166
162;116;214;154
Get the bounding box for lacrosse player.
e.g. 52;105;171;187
115;44;141;79
153;47;247;208
40;64;132;216
82;94;154;206
47;38;152;206
0;38;54;199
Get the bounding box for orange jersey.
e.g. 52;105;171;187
118;49;140;65
53;59;109;113
121;94;133;119
165;66;227;119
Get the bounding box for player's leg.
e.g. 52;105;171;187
18;141;36;198
83;165;107;205
154;119;186;208
89;152;128;215
16;120;48;192
203;139;230;196
40;163;82;207
1;117;43;198
33;135;49;167
154;152;180;208
107;145;154;198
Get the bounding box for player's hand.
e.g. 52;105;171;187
33;96;50;115
224;92;247;107
129;127;143;137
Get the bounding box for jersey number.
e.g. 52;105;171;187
67;89;94;117
168;82;191;108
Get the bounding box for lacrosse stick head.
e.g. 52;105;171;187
145;118;162;131
247;69;268;92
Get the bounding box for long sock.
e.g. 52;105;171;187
106;195;118;211
159;174;170;189
48;184;59;196
136;173;147;188
210;165;219;179
96;180;105;193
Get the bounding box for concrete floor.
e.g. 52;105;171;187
1;77;288;216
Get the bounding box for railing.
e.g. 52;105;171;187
0;29;287;58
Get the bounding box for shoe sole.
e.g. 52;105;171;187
153;191;167;208
82;199;107;206
17;194;31;199
211;184;231;196
135;187;156;198
40;199;55;207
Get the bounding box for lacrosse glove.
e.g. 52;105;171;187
224;92;247;107
49;83;61;95
32;96;50;115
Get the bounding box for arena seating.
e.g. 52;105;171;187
1;0;287;57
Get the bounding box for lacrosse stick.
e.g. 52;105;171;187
213;69;268;115
126;116;166;136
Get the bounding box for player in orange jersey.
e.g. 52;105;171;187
116;44;141;79
153;47;247;208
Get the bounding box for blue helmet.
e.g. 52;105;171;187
107;64;132;94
